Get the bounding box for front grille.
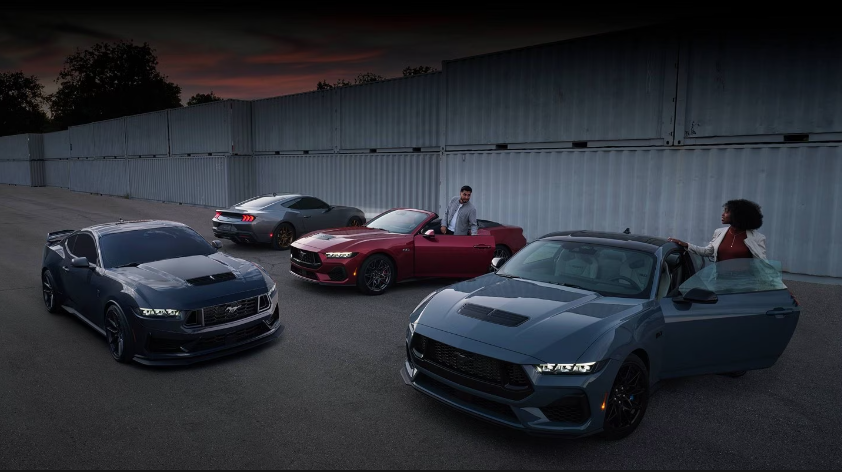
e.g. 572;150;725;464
541;394;591;424
191;323;269;352
418;373;518;420
411;334;533;400
291;247;321;268
202;297;259;326
186;272;236;286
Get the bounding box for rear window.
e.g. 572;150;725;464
236;196;289;209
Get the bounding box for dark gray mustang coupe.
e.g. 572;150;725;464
41;220;282;365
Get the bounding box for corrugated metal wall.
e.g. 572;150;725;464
168;100;252;155
442;144;842;277
127;157;229;207
226;156;256;207
252;91;334;153
339;73;440;150
679;26;842;139
253;153;439;218
69;118;126;158
68;159;129;196
0;134;36;160
444;27;676;147
44;160;70;188
43;131;70;159
0;161;32;185
126;111;169;156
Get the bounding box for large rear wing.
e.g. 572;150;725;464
47;229;75;245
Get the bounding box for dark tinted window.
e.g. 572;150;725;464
64;234;78;255
236;196;287;209
291;197;328;210
282;198;301;208
99;226;215;268
73;234;99;265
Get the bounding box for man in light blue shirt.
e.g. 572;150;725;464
439;185;478;236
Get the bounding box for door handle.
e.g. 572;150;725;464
62;266;70;272
766;308;794;316
473;244;492;249
302;216;310;219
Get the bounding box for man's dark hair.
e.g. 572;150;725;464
461;185;472;193
724;199;763;230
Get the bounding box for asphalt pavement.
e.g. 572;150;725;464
0;185;840;469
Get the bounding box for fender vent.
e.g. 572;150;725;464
458;303;529;327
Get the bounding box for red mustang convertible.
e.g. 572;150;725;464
289;208;527;295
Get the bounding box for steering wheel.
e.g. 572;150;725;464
608;275;642;290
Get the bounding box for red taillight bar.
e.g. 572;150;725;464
242;215;255;222
214;212;221;219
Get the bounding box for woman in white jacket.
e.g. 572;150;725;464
668;199;767;261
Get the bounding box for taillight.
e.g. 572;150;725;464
242;215;256;222
214;212;221;219
788;290;799;306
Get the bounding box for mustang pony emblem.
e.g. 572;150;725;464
225;305;241;314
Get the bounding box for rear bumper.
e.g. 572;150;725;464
212;220;271;244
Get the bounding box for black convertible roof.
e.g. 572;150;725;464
538;230;673;253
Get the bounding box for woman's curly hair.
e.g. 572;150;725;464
724;199;763;230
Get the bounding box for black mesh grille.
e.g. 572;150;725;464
541;394;591;424
191;323;269;351
411;335;533;400
186;272;236;286
419;373;517;420
291;248;321;268
202;297;259;326
458;303;529;327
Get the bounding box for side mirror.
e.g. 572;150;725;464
71;256;91;268
212;240;223;249
673;287;718;304
324;206;334;213
423;229;435;239
491;256;507;269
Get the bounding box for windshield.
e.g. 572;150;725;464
99;226;216;268
364;209;430;234
235;195;288;209
496;240;657;299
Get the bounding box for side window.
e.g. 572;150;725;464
73;234;99;265
678;259;786;295
293;197;328;210
64;234;78;256
282;198;301;208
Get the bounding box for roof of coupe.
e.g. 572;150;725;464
82;219;188;236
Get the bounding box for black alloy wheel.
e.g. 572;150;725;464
600;353;649;440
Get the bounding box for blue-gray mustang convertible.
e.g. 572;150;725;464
41;220;282;365
400;230;800;439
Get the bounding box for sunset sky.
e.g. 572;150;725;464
1;8;674;103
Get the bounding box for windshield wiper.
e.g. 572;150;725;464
116;262;142;268
553;282;585;290
496;273;519;279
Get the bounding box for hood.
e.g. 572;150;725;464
293;227;408;252
108;253;271;308
412;273;643;363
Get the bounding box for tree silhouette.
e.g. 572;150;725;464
50;40;182;129
316;72;385;90
402;65;439;76
187;91;223;106
0;71;49;136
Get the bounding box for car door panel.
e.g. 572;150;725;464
413;234;496;278
659;259;800;378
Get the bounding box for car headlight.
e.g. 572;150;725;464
535;361;605;375
268;283;277;300
325;252;358;258
137;308;182;318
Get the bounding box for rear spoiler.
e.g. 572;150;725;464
47;229;75;245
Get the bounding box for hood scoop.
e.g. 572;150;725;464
457;303;529;327
313;233;335;240
186;272;237;286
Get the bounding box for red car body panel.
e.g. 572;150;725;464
289;208;527;287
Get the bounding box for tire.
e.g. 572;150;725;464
104;304;136;363
347;216;364;227
356;254;395;295
272;222;296;250
494;244;512;260
599;353;650;440
42;269;63;314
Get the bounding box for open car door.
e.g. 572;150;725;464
659;258;801;378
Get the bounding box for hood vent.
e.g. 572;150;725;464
186;272;236;286
458;303;529;327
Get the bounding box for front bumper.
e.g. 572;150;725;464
130;291;283;366
288;246;362;286
400;333;618;438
